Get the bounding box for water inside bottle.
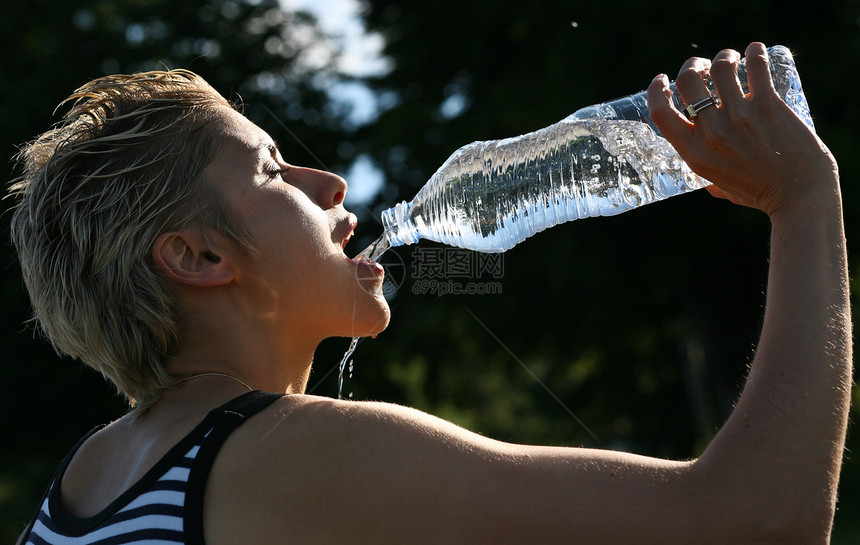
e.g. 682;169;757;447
380;118;709;253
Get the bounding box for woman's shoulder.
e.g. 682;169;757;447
211;393;491;487
212;393;506;497
228;393;421;444
204;394;492;542
236;393;473;445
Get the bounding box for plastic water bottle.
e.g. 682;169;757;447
357;45;813;261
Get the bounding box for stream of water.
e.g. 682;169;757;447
337;233;392;399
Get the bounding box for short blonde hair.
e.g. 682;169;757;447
8;70;254;412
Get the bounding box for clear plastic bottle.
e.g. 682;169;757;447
357;45;813;261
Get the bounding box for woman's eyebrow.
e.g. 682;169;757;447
268;141;281;157
254;140;280;158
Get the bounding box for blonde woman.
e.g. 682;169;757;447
13;42;850;545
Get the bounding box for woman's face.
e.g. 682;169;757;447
203;107;390;341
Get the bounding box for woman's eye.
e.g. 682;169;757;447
268;167;290;179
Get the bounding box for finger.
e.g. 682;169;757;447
674;56;718;122
744;42;777;100
709;48;744;110
674;56;712;106
647;73;692;147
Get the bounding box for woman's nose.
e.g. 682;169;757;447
295;167;348;209
330;172;348;207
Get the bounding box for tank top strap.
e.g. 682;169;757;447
211;390;286;420
185;391;284;545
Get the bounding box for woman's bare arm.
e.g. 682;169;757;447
649;43;851;543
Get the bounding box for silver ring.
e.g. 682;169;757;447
684;96;716;119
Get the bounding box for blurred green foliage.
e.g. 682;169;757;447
1;0;857;542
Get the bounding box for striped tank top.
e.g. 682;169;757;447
21;391;283;545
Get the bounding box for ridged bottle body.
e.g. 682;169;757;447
373;45;812;255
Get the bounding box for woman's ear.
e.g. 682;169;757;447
151;231;234;287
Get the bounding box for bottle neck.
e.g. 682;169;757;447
381;200;420;247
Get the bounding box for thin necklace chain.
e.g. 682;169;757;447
173;372;254;392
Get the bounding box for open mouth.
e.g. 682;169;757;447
338;215;384;282
340;214;358;252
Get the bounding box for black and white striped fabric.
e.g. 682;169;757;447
22;391;282;545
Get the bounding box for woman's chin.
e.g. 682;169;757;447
356;299;391;339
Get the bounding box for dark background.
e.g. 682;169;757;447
1;0;858;542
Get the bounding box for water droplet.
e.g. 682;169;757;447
338;337;360;399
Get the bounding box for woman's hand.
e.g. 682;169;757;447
647;42;838;217
641;42;850;545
